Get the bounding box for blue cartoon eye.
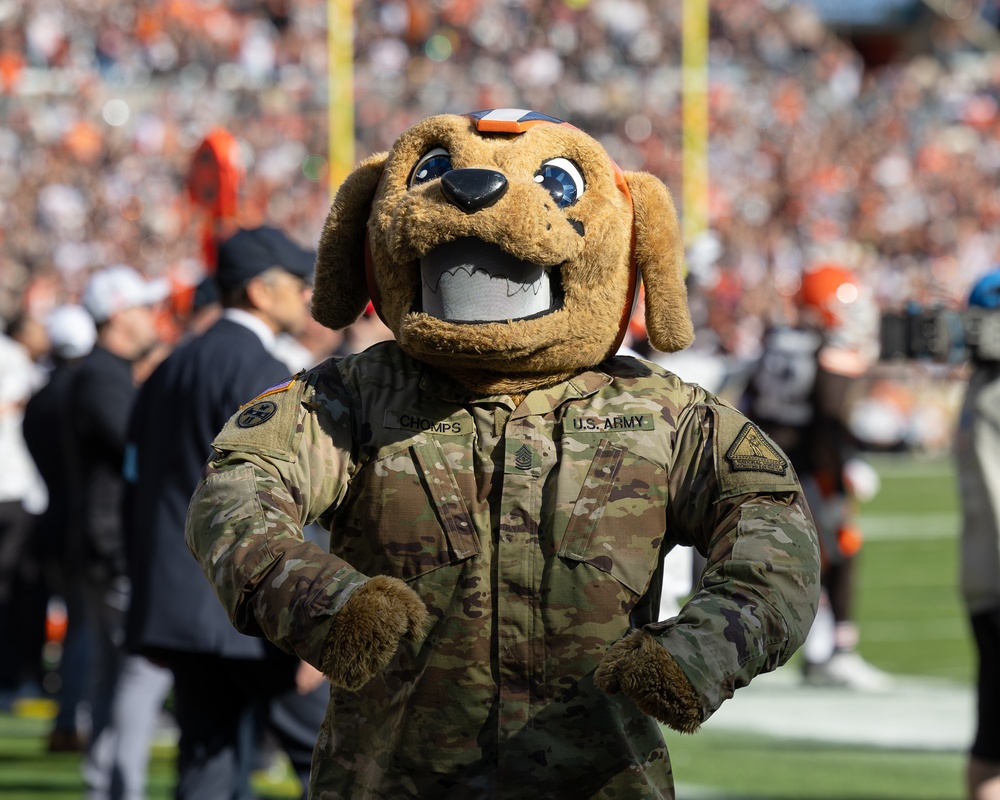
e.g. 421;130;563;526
411;148;453;186
534;157;585;207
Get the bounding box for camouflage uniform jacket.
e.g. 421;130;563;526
186;342;820;800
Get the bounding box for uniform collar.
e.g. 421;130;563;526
417;359;613;416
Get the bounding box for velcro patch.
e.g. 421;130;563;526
383;410;470;436
213;374;315;462
712;403;799;500
726;423;787;475
565;413;655;434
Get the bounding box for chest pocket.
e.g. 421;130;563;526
335;437;479;582
556;438;668;595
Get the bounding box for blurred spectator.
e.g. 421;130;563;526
955;266;1000;800
0;313;48;708
740;263;890;689
185;276;223;340
123;226;325;800
22;305;97;752
72;266;172;799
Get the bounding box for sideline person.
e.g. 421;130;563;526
956;266;1000;800
124;226;327;799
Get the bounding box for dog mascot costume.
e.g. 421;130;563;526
187;110;820;799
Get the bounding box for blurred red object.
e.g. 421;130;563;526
187;128;242;220
187;128;243;269
798;263;857;329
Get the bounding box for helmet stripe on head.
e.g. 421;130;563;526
467;108;565;133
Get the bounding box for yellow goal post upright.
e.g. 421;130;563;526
682;0;710;250
328;0;355;198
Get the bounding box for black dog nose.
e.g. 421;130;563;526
440;169;508;213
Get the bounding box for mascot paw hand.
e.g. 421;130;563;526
321;575;428;691
594;630;703;734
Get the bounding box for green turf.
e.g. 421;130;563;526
0;453;974;798
854;453;972;683
666;729;965;799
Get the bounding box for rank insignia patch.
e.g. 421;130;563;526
237;400;278;429
726;423;787;476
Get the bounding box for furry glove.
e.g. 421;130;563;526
594;629;703;734
320;575;428;691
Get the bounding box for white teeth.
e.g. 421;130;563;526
423;264;549;297
419;238;554;322
422;263;551;322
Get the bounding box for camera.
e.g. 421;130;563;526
880;306;1000;363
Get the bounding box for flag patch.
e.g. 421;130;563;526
242;378;293;408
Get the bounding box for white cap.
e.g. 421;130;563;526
46;305;97;359
82;265;171;324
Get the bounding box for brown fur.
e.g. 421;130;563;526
320;575;428;691
312;153;386;332
312;113;694;395
594;629;703;734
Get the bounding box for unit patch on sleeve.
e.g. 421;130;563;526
712;402;800;499
237;401;278;429
726;422;787;476
212;373;316;462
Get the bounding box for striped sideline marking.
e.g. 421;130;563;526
859;513;957;540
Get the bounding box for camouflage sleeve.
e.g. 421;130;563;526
650;398;821;721
185;367;369;669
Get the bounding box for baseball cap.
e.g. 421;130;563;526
46;305;97;358
215;225;315;291
82;265;171;324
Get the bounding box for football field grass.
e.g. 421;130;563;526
0;453;972;799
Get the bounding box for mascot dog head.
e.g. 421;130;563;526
313;109;694;394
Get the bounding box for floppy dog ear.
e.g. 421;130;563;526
626;171;694;353
312;152;387;331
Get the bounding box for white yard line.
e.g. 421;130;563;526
702;668;974;752
858;513;958;540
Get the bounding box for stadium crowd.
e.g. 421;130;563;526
2;1;1000;329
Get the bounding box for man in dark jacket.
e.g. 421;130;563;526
72;265;172;797
124;226;327;800
22;305;96;752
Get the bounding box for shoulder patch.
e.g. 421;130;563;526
213;373;316;462
711;402;800;500
726;423;787;475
